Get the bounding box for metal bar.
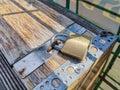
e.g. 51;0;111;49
117;26;120;35
76;0;79;14
79;0;120;17
99;76;119;90
49;1;120;89
117;26;120;42
66;0;70;9
106;74;120;85
94;45;120;89
50;0;120;39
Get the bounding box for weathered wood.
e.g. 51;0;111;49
0;0;73;48
0;0;73;64
0;51;27;90
22;53;67;89
0;1;117;90
81;44;115;90
40;0;103;35
0;17;31;64
13;0;73;32
22;45;114;90
30;0;73;29
52;0;120;34
0;0;22;15
4;13;54;48
71;44;114;90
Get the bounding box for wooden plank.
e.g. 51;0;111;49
0;0;73;54
22;53;67;90
14;0;73;32
73;44;114;90
3;13;54;49
0;17;31;64
40;0;102;35
0;51;26;90
84;45;115;90
30;0;73;28
66;43;114;90
0;0;22;15
0;0;74;64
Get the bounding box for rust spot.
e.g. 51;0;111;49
19;68;26;75
2;43;9;49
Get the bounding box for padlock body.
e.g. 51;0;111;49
61;33;90;61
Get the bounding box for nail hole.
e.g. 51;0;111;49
52;78;61;88
82;64;85;68
57;73;60;75
66;66;75;75
65;80;68;83
23;60;26;62
45;81;49;85
69;76;72;79
89;46;98;53
110;37;113;39
108;40;111;42
61;69;64;72
99;48;102;50
101;31;108;36
40;85;44;90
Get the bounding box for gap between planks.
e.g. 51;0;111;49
0;0;73;64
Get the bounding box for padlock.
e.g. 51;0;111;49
61;33;91;62
48;32;91;62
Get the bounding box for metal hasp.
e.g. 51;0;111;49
13;22;118;89
33;73;67;90
92;31;118;52
33;31;118;90
13;23;87;78
13;41;54;78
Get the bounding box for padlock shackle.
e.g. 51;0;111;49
51;33;68;44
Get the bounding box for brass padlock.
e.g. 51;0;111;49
61;33;91;62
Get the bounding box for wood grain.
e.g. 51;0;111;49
0;0;22;15
0;51;27;90
0;17;31;64
3;13;53;48
22;53;67;89
0;0;73;64
14;0;73;32
0;0;73;48
0;0;110;90
30;0;73;28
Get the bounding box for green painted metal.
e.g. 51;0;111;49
50;0;105;31
117;26;120;35
94;72;120;89
99;86;104;90
94;45;120;89
66;0;70;9
50;0;120;35
76;0;79;14
79;0;120;17
106;74;120;85
49;0;120;89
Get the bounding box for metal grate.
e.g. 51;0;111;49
0;51;27;90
